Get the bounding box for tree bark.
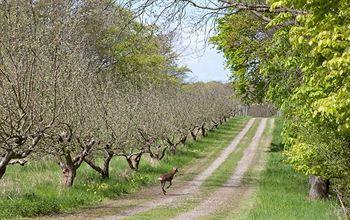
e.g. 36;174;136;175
309;175;330;200
57;145;92;187
84;156;112;179
0;166;6;179
161;147;170;158
169;146;176;154
102;156;112;179
126;157;135;170
201;123;206;137
166;139;176;155
62;165;76;187
84;145;114;179
212;120;219;129
125;152;143;171
180;136;187;145
190;129;197;141
0;151;14;179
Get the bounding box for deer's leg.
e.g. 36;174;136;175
161;181;166;195
166;180;172;189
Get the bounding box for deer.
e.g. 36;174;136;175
158;167;178;195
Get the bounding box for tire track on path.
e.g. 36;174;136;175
101;118;256;220
172;118;268;220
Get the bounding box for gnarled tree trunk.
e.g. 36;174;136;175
125;152;143;171
190;127;197;141
0;151;14;179
211;120;219;131
180;136;187;145
167;136;187;155
55;135;97;187
0;167;5;179
0;135;41;179
201;123;206;137
167;139;176;155
84;145;114;179
62;165;77;188
190;130;197;141
84;156;112;179
309;175;330;200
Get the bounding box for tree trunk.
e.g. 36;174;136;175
131;156;141;170
102;156;112;179
170;146;176;154
84;155;112;179
125;153;143;171
211;120;218;130
0;151;14;179
201;124;206;137
0;166;6;179
166;139;176;155
180;136;187;145
62;165;76;187
309;175;330;200
126;157;136;170
190;130;197;141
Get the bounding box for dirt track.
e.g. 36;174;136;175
172;118;268;220
100;118;256;219
41;118;274;220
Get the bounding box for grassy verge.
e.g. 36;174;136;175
202;119;260;190
126;119;261;220
0;117;249;219
202;118;274;220
244;118;342;220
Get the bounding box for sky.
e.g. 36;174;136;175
131;0;231;83
179;44;231;83
171;9;231;83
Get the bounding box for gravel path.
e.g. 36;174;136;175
172;118;268;220
99;118;256;220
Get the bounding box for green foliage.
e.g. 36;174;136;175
212;0;350;202
269;117;284;152
245;118;340;220
82;3;188;89
267;0;350;180
211;11;269;103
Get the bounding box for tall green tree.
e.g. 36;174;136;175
212;0;350;201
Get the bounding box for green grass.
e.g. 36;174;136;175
244;118;342;220
0;117;249;219
126;119;261;220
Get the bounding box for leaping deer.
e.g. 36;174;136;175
158;167;178;195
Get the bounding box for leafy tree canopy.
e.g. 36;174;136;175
212;0;350;183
